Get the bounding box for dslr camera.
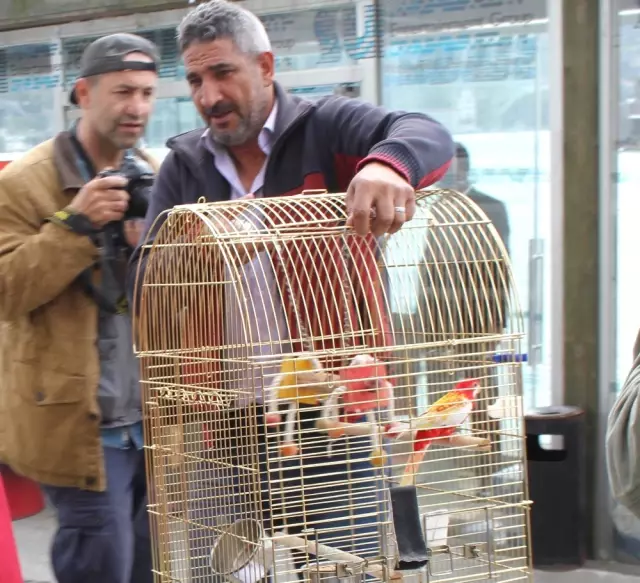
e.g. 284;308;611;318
99;153;154;221
99;153;154;252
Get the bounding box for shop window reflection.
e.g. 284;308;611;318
262;3;375;73
0;43;58;155
615;9;640;391
143;97;205;156
381;0;551;409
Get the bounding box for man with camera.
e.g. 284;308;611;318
0;33;159;583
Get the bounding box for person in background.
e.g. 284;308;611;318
130;1;453;579
440;142;510;253
417;142;511;470
0;33;160;583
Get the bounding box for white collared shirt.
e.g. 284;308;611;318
202;101;278;199
202;102;289;405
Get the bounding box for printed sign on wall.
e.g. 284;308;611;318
262;2;377;72
386;0;545;33
0;43;59;93
383;0;544;87
0;0;547;94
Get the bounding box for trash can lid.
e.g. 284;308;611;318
525;405;585;420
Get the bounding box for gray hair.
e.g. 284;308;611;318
177;0;271;55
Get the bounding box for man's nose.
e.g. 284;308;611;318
200;79;224;108
125;93;150;118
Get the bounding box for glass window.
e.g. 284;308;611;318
138;28;183;80
381;0;551;409
142;96;205;160
62;35;100;92
605;2;640;564
287;82;362;100
615;6;640;390
55;8;378;153
0;43;59;157
61;28;182;90
258;4;376;74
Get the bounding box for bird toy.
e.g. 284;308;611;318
319;354;395;466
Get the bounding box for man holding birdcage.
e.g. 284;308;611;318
130;0;454;580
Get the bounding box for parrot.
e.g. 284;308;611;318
391;378;481;487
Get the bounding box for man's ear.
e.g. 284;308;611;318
74;77;95;109
256;51;275;86
76;75;101;109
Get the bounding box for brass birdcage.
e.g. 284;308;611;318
133;189;533;583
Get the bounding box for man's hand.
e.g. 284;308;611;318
346;162;416;237
68;174;130;228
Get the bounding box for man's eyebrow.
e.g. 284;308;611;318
208;62;235;70
113;82;155;91
186;63;236;81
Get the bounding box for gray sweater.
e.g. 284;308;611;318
606;334;640;517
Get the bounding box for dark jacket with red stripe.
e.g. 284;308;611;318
130;82;453;376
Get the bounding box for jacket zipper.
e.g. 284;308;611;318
263;104;315;197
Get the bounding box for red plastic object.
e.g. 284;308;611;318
0;473;24;583
0;466;45;520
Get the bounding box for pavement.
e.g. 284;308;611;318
12;504;55;583
11;505;640;583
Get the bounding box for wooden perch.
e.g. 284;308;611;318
315;418;490;451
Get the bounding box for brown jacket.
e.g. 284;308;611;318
0;131;156;492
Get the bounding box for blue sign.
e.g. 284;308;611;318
1;43;60;93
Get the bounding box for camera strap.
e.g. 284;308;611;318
68;122;129;314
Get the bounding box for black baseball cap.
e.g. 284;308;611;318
69;33;160;106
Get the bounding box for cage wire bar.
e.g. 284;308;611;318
133;189;533;583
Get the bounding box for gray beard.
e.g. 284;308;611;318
210;118;258;147
210;94;270;148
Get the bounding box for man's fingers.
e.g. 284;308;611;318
348;185;373;236
371;188;394;237
387;207;405;236
387;185;415;235
93;175;128;191
100;189;130;203
405;191;417;223
97;198;128;215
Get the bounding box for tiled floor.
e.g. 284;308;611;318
11;507;640;582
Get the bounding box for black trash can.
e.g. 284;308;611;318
525;405;587;568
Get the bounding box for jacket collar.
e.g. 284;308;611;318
53;131;84;192
271;81;314;140
53;128;159;193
